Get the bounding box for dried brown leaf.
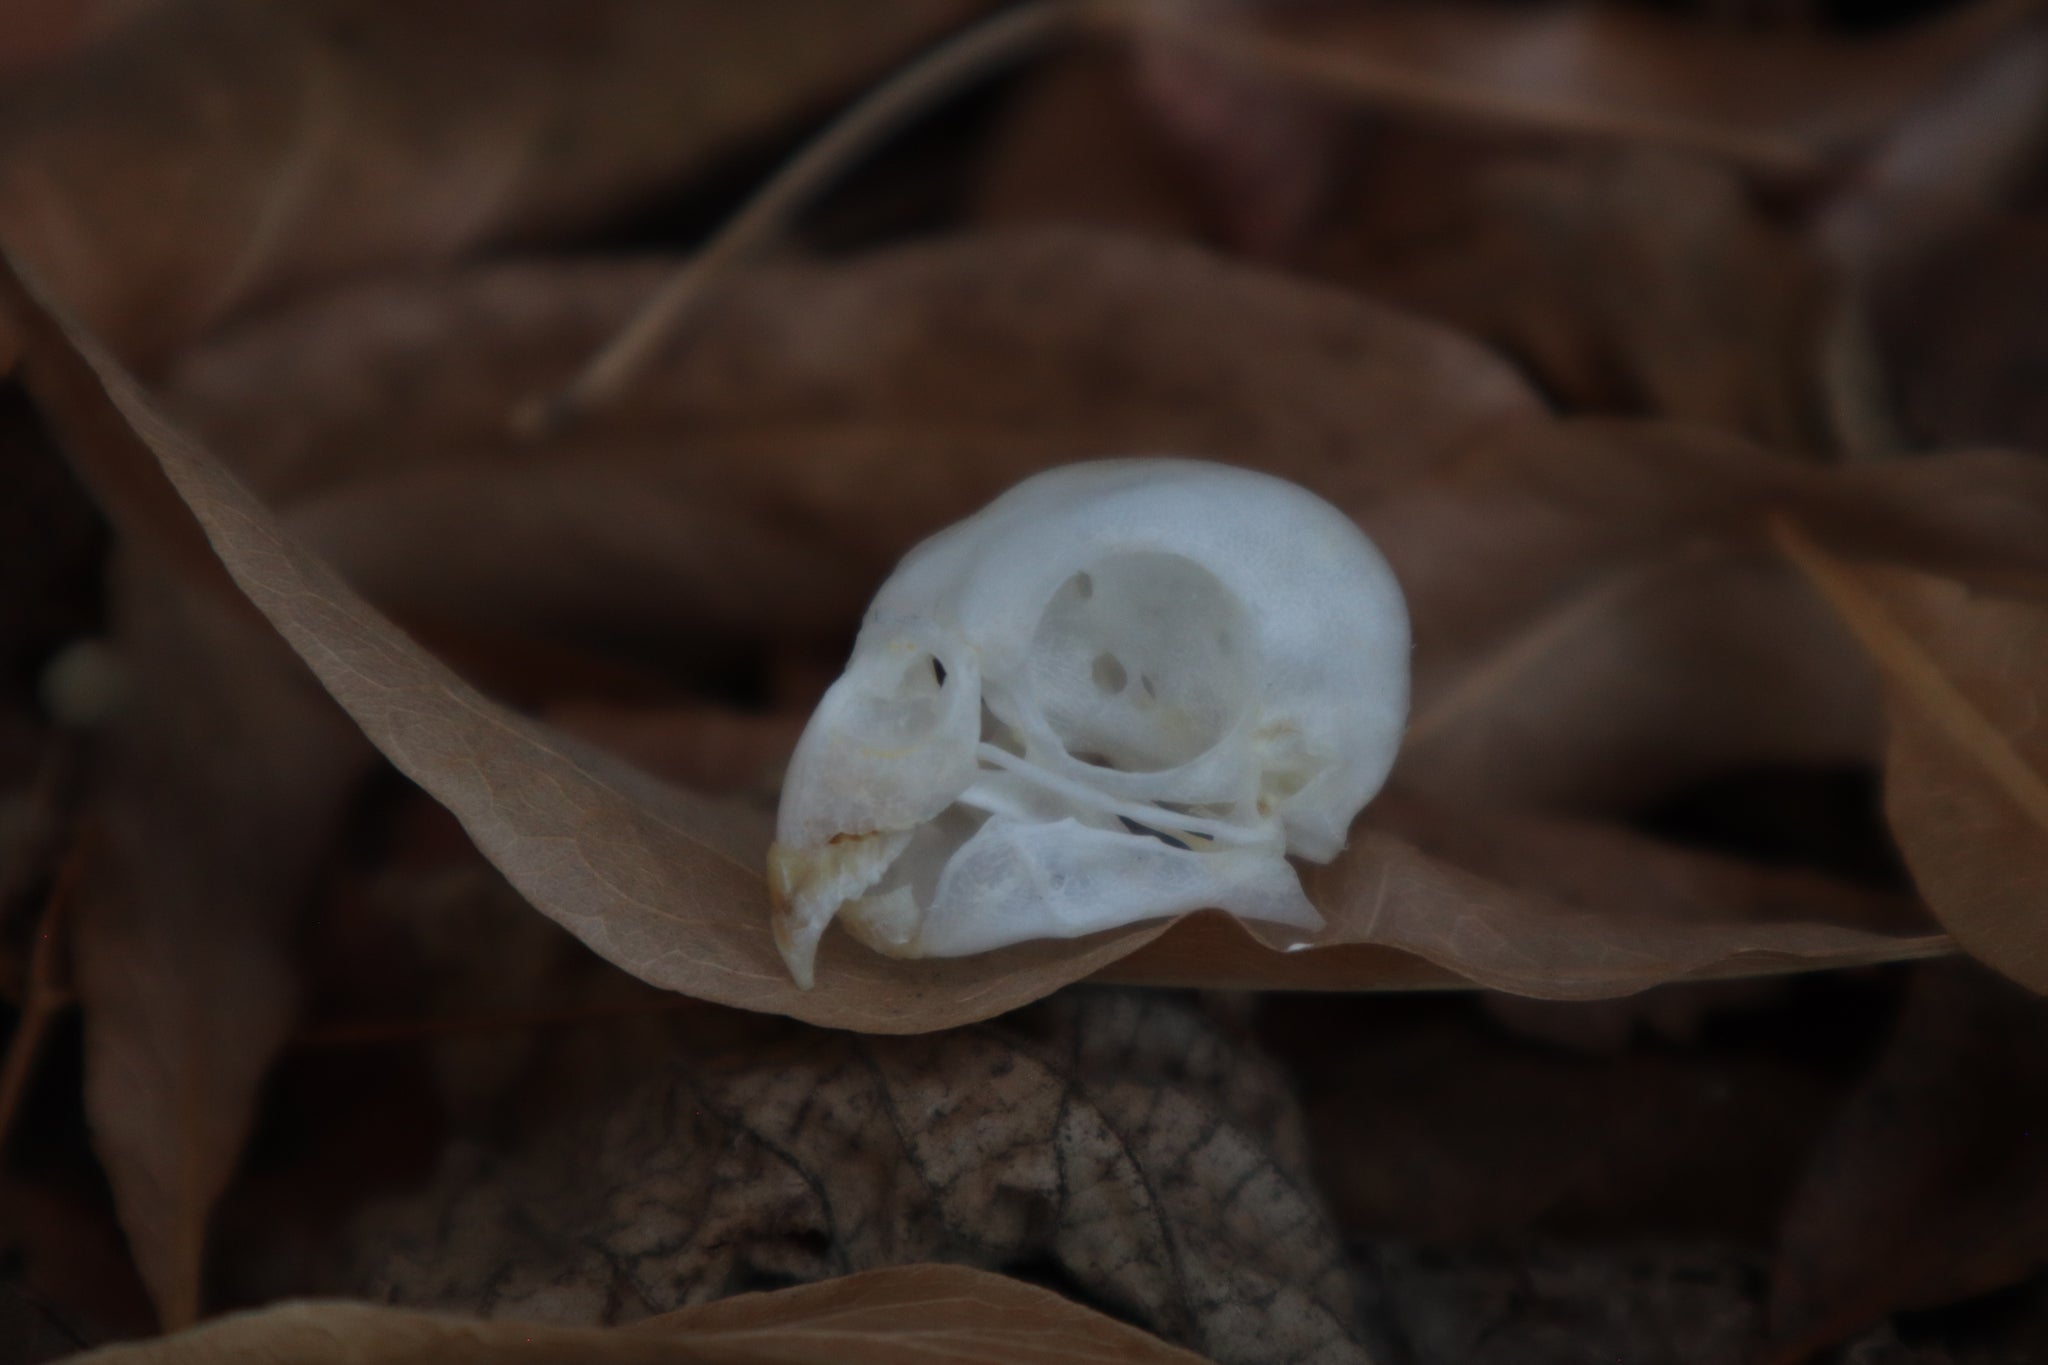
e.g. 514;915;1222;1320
168;228;1541;510
1113;796;1946;998
1367;421;2048;811
73;564;372;1328
70;1263;1213;1365
1767;962;2048;1361
345;991;1360;1365
155;233;1542;686
544;702;807;800
1776;527;2048;994
0;0;993;365
0;248;1171;1034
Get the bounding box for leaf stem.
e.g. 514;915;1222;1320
516;0;1088;439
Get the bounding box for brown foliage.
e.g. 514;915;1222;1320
1779;528;2048;994
345;992;1364;1363
0;0;994;366
2;1;2047;1359
1768;963;2048;1359
68;1263;1211;1364
71;567;371;1327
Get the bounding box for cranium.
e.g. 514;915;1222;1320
768;459;1409;987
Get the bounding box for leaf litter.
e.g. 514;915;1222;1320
0;0;999;368
1;0;2047;1360
340;991;1363;1364
8;234;1962;1024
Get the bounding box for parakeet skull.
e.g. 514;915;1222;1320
768;459;1409;987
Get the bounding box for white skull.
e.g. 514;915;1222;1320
768;458;1409;987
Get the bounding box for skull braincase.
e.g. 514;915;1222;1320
768;459;1409;987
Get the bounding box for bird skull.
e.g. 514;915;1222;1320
769;458;1409;987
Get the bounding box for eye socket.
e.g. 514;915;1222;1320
1028;551;1254;773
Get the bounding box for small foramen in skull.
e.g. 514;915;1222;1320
767;459;1411;988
